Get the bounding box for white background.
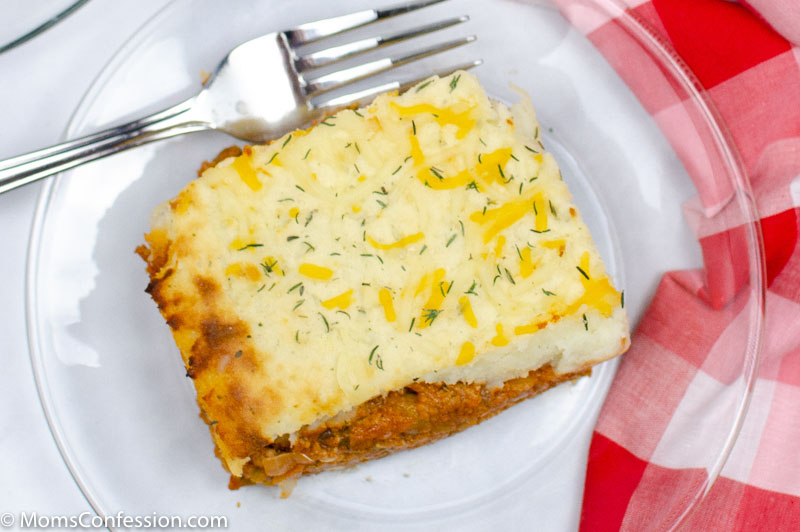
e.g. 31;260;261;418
0;0;170;520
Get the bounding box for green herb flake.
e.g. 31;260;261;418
429;167;444;180
303;148;311;160
353;110;364;117
288;282;303;294
524;145;538;153
466;180;479;191
319;313;330;332
449;73;461;92
234;350;243;358
293;300;305;311
295;184;305;192
504;268;516;285
415;79;434;92
237;243;264;251
446;234;457;247
412;120;417;135
419;244;428;255
266;152;278;165
549;200;557;217
510;153;519;162
479;137;487;147
287;236;299;241
282;134;292;148
583;313;588;331
376;199;387;209
303;241;315;252
392;165;403;175
422;308;442;326
542;289;556;296
355;142;361;154
257;284;266;293
621;290;625;308
576;265;590;280
321;118;335;126
459;220;465;236
465;281;478;296
260;259;278;276
408;317;416;332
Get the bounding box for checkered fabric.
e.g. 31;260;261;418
550;0;800;529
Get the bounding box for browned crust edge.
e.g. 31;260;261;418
229;364;590;489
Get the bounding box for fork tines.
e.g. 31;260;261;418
284;0;479;107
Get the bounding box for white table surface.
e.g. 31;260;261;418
0;0;170;521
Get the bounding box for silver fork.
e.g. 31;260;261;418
0;0;479;195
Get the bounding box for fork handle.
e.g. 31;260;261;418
0;97;210;195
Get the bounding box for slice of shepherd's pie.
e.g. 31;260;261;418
137;71;629;491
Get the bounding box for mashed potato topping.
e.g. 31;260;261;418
141;72;629;475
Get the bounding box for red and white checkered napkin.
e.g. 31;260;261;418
551;0;800;529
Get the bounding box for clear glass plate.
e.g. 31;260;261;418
26;0;764;530
0;0;90;54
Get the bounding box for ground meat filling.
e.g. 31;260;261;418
230;364;590;488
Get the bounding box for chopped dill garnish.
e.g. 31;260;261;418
621;290;625;308
464;280;478;296
419;245;428;255
479;137;487;147
235;350;243;358
549;200;557;217
260;258;278;276
354;163;360;174
362;282;371;286
345;142;352;148
515;245;523;260
478;153;483;164
257;284;266;293
533;201;539;216
422;308;442;326
337;310;351;319
498;164;506;180
504;267;516;285
519;182;524;195
295;330;300;342
583;314;588;331
510;153;519;161
446;234;457;247
392;165;403;175
449;73;461;92
376;255;383;264
237;243;263;251
319;313;330;332
409;317;416;332
287;235;299;241
278;197;294;202
288;282;303;294
542;289;556;296
353;109;364;117
576;266;590;280
360;253;373;258
459;220;465;236
303;148;311;160
416;79;434;92
354;142;360;154
304;211;315;227
368;345;381;368
373;187;388;195
530;229;551;234
295;184;305;192
376;199;387;209
529;176;539;183
404;155;412;163
303;241;315;252
525;145;538;153
293;300;305;311
534;126;539;138
466;180;479;191
412;120;417;135
321;117;335;126
282;134;292;148
429;167;444;180
447;280;454;294
330;252;341;256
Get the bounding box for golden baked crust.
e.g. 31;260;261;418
138;71;629;488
